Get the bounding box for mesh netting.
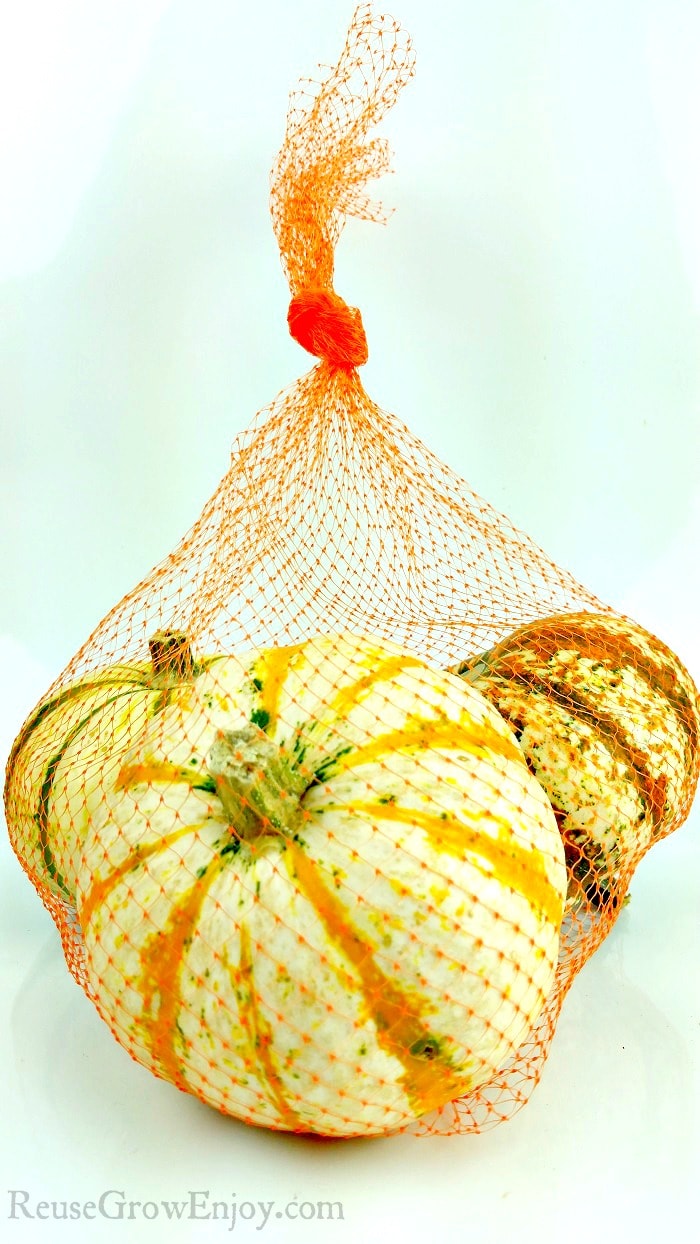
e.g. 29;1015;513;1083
4;4;699;1139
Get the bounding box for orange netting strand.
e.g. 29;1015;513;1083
270;5;415;295
3;3;699;1140
273;5;413;371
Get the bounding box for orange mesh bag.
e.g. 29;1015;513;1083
4;4;700;1139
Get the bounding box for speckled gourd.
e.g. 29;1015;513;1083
452;612;700;909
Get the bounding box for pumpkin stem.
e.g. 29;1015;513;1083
206;726;307;842
149;631;195;684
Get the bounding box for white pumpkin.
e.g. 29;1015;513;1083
76;632;566;1138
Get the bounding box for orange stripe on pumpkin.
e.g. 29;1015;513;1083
115;760;208;791
327;715;523;775
325;653;424;720
234;925;307;1132
254;644;306;733
79;822;208;929
337;800;563;928
285;841;470;1118
137;855;227;1088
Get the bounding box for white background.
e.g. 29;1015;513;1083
1;1;699;1240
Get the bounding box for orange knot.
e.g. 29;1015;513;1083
287;287;368;368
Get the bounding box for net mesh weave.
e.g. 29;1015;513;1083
4;4;699;1139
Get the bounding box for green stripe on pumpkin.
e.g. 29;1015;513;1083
35;687;152;898
7;672;149;777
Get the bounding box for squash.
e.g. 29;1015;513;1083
75;631;566;1138
3;632;228;904
451;612;700;909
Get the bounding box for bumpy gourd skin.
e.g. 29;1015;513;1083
455;612;700;909
76;632;566;1138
